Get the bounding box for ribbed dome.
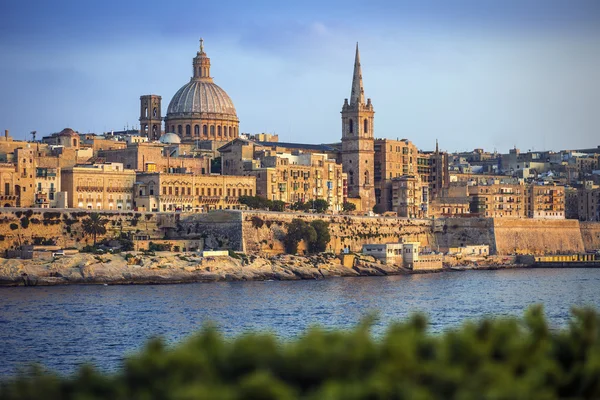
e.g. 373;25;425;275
166;80;237;118
58;128;78;137
159;132;181;144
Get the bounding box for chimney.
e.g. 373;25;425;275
4;130;8;139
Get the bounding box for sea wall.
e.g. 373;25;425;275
492;218;585;255
0;209;597;256
580;222;600;253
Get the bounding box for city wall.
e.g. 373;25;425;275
0;209;597;256
580;222;600;253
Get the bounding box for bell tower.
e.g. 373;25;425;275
139;94;162;141
341;43;375;212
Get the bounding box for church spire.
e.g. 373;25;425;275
350;42;365;106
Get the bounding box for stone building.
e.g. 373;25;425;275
341;44;375;212
61;163;136;210
133;172;255;212
575;182;600;221
34;167;60;208
391;175;428;218
219;138;345;211
99;140;210;175
527;184;565;219
374;138;418;211
164;39;239;144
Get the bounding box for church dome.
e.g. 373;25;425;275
58;128;78;137
159;132;181;144
167;80;237;118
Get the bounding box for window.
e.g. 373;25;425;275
217;126;222;138
153;107;157;117
186;125;191;136
364;118;368;133
178;125;182;135
210;125;215;137
203;125;208;137
194;125;200;136
349;119;354;134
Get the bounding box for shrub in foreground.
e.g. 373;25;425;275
1;307;600;399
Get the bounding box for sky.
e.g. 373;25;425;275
1;0;599;153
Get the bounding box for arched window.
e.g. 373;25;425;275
73;139;77;147
217;126;222;138
349;119;354;134
210;125;215;137
349;170;354;186
224;126;228;138
185;125;191;136
364;170;370;185
364;118;368;134
152;125;158;137
144;107;148;118
171;125;175;132
153;107;157;117
233;127;237;137
203;125;208;137
194;125;200;136
177;125;182;135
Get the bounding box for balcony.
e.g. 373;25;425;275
198;196;221;204
107;187;133;193
76;186;104;193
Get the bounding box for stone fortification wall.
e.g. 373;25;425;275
0;210;162;252
431;218;496;254
493;218;584;255
240;211;434;255
176;211;244;251
580;222;600;252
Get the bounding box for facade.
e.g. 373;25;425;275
341;44;375;212
219;138;346;211
429;197;471;218
134;172;255;212
374;138;418;211
391;175;428;218
34;167;60;208
99;142;210;175
576;182;600;221
61;163;136;210
164;40;239;144
527;184;565;219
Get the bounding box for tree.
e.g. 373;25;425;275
312;199;329;214
270;200;286;212
342;201;356;212
291;201;309;212
283;219;316;254
82;213;108;246
210;157;221;174
309;220;331;253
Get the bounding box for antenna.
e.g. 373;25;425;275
30;131;37;142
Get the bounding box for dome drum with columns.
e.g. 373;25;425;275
164;39;239;143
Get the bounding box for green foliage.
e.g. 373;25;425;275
149;242;172;252
283;219;330;255
9;223;18;231
373;204;386;214
291;201;309;211
342;201;357;212
82;213;108;246
308;220;330;253
240;196;285;212
19;217;29;229
312;199;329;214
2;307;600;399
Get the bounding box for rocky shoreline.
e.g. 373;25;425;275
0;251;526;287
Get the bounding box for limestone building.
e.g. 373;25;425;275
219;138;346;211
391;175;428;218
134;172;255;212
164;39;239;144
341;44;375;212
61;163;136;210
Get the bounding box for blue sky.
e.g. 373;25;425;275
1;0;599;152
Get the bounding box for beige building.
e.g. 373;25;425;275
134;172;255;212
61;163;136;210
99;141;211;175
220;138;346;211
391;175;428;218
34;167;60;208
576;182;600;221
527;184;565;219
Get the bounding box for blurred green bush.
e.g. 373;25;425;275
1;306;599;399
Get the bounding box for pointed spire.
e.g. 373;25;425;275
350;42;365;106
